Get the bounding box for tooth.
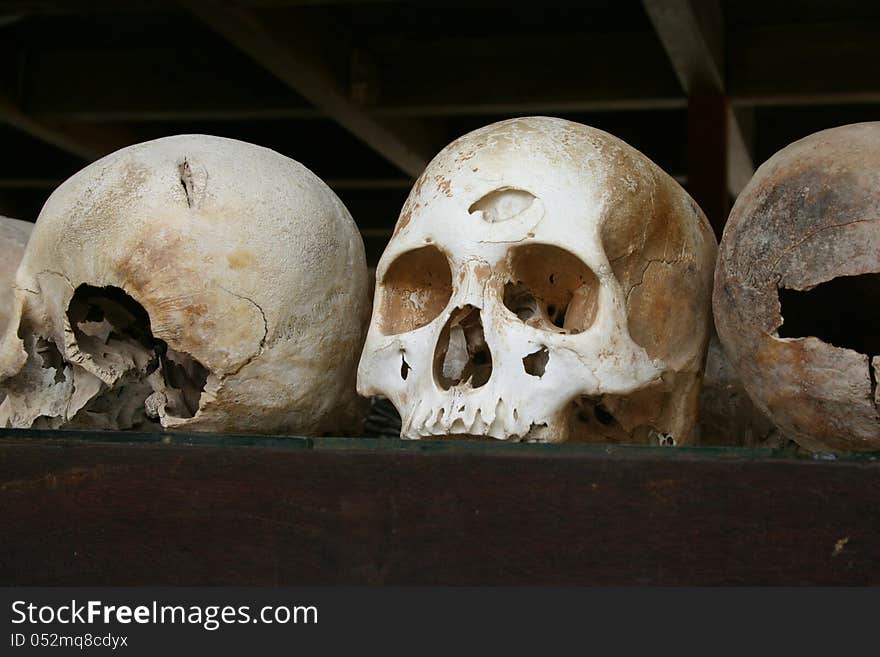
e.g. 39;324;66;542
450;417;467;433
481;399;497;427
441;401;455;431
405;398;421;435
434;407;445;432
418;403;434;431
424;406;439;432
471;408;487;434
462;403;478;430
487;398;505;437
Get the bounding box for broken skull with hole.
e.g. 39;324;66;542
0;134;370;434
358;117;717;444
714;122;880;452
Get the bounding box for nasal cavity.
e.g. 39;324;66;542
433;305;493;390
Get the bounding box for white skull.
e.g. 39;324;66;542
0;135;370;434
358;117;716;444
0;216;32;337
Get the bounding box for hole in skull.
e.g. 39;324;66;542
35;337;66;384
504;245;599;334
468;187;536;223
400;351;411;380
574;397;620;427
593;403;615;426
66;285;208;421
522;346;549;377
379;245;453;335
433;305;493;390
778;273;880;358
179;158;195;208
568;395;632;443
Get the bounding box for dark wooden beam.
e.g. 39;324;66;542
0;93;133;161
20;20;880;126
22;47;315;123
0;177;61;189
729;22;880;107
2;431;879;585
325;177;411;191
687;94;728;239
643;0;754;200
727;105;754;197
730;22;880;112
180;0;435;177
1;0;396;10
642;0;724;93
0;95;98;160
366;32;684;118
0;13;26;29
23;31;686;123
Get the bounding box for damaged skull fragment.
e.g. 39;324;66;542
0;134;370;434
0;216;33;407
0;216;32;338
714;122;880;452
358;116;717;444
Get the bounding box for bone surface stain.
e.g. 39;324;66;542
433;305;492;390
227;248;255;270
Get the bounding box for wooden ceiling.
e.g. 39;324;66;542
1;0;878;263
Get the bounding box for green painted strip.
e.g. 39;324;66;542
2;427;878;462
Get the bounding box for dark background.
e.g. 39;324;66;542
0;0;878;264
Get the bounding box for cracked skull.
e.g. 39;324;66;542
714;122;880;452
0;134;370;434
358;117;717;443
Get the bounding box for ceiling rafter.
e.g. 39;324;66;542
643;0;754;199
180;0;434;178
0;93;131;162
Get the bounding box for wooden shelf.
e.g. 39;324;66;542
1;428;878;585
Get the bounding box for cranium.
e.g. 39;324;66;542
1;215;33;406
0;216;32;337
0;134;369;434
714;122;880;452
358;117;717;444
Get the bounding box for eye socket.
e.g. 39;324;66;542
469;187;537;223
379;245;453;335
503;244;599;334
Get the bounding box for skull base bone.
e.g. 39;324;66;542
358;117;717;444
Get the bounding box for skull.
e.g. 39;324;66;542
358;117;717;444
714;122;880;452
0;135;370;434
0;216;32;337
0;215;33;407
